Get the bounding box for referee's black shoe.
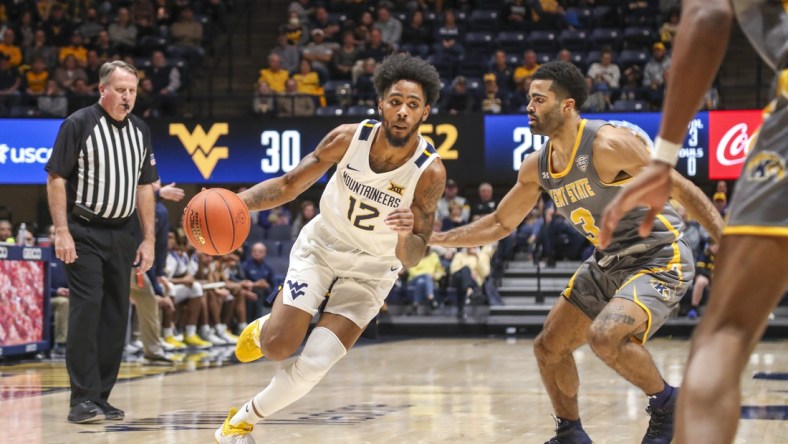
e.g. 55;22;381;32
97;400;125;421
67;401;104;424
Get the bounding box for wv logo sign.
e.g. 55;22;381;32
169;123;230;179
287;279;309;300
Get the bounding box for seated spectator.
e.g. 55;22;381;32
620;65;645;102
374;2;402;48
509;75;532;113
441;201;467;231
133;77;160;118
0;219;14;244
361;27;393;63
470;182;497;219
42;4;72;47
437;178;470;222
53;54;87;93
659;8;680;47
162;231;210;349
145;50;181;115
311;6;340;42
643;42;670;109
353;58;377;105
25;29;58;70
108;7;138;56
283;11;308;46
277;78;315;116
24;57;50;97
68;78;96;114
293;59;322;97
587;47;620;94
528;0;570;30
481;73;508;114
440;75;475;115
433;9;464;63
90;29;118;62
713;192;727;217
291;200;316;240
407;247;446;311
0;54;21;115
267;205;292;226
331;31;361;81
0;29;22;68
513;50;540;86
84;50;101;91
242;242;275;323
503;0;529;30
37;79;68;117
581;75;610;112
686;240;718;319
449;246;492;319
702;86;719;110
556;48;573;65
259;53;289;93
516;209;544;261
489;50;513;94
15;11;36;52
58;31;88;68
169;7;205;66
78;8;105;44
400;10;431;58
252;80;276;116
271;33;299;74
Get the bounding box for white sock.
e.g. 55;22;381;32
230;327;346;425
199;324;210;337
185;325;196;337
216;324;227;335
163;327;174;338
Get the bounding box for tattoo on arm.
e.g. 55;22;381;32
245;186;283;210
598;312;636;326
416;179;444;234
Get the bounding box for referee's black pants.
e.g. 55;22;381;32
65;217;136;407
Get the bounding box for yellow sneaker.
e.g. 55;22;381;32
215;408;255;444
184;334;213;349
163;335;187;349
235;315;269;363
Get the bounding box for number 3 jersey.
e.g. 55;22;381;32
318;119;439;259
536;119;684;254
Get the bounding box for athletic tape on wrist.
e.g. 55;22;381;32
651;137;681;166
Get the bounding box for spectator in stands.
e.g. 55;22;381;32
288;0;311;27
291;200;317;240
203;0;229;36
108;7;137;56
489;50;513;94
163;231;211;349
449;246;492;319
42;4;72;47
659;8;680;47
14;11;36;51
59;31;88;68
361;27;393;63
0;28;22;68
25;29;58;70
252;79;276;116
481;72;508;114
293;59;322;98
433;9;464;64
331;31;361;81
587;47;620;95
0;219;14;243
311;6;340;43
374;2;402;48
581;75;610;112
440;75;475;115
687;240;717;319
24;57;49;97
673;201;707;263
283;11;308;46
145;50;181;115
133;77;160;118
84;49;101;91
509;75;532;113
222;253;256;333
353;57;377;105
259;53;289;93
702;85;720;110
400;10;431;58
470;182;497;219
0;53;21;115
503;0;528;29
90;29;117;61
37;78;68;117
407;247;446;312
437;178;469;222
67;78;95;114
77;8;105;44
442;201;467;231
513;50;540;86
713;192;727;217
528;0;570;30
242;242;275;321
643;41;670;108
169;7;204;65
352;11;373;44
301;28;333;81
53;54;87;93
277;78;315;117
620;64;644;102
516;209;543;261
135;13;157;41
271;32;299;74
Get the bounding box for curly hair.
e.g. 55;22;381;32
532;61;588;110
373;53;441;107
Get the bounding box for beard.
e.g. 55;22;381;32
383;120;419;147
529;104;563;136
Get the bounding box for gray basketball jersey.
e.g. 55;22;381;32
537;119;685;254
732;0;788;70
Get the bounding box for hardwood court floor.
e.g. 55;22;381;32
1;338;787;443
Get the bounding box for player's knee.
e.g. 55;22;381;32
587;325;620;361
291;327;347;384
534;330;564;363
260;331;302;361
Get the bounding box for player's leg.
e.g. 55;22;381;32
675;235;788;444
689;274;708;317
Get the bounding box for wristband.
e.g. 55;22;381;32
651;137;681;166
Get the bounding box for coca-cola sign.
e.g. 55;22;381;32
708;110;763;179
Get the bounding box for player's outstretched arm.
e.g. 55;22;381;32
600;0;734;248
669;170;724;242
386;159;447;267
430;153;541;248
238;124;356;212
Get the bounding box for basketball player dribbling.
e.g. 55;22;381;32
214;53;446;443
429;61;724;443
600;1;788;442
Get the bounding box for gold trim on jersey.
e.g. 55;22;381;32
723;225;788;237
600;175;634;186
631;287;652;344
549;119;587;178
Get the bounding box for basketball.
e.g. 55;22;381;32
182;188;251;256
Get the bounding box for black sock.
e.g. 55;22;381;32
647;382;675;407
556;417;583;430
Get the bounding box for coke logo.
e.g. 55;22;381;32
716;123;750;166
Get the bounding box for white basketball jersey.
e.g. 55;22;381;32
317;119;440;259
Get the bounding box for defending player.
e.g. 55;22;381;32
429;61;724;444
214;53;445;443
599;1;788;442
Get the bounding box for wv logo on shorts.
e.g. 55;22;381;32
169;123;229;179
287;279;309;300
744;151;785;183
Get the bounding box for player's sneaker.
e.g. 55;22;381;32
235;314;269;363
218;329;239;345
215;408;255;444
164;335;187;349
184;334;213;349
205;329;228;346
642;388;678;444
545;417;592;444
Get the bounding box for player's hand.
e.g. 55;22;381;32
385;208;414;234
135;238;155;273
54;227;77;263
600;162;673;249
56;287;70;297
159;182;185;202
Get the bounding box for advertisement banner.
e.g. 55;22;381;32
708;110;763;180
0;245;51;357
0;119;61;184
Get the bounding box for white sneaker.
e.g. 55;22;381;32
159;338;176;351
131;339;144;350
217;330;238;345
205;330;228;346
215;408;256;443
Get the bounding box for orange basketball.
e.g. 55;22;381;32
182;188;251;256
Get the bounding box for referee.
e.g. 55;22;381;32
45;60;158;424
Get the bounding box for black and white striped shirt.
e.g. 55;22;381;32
46;103;158;220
